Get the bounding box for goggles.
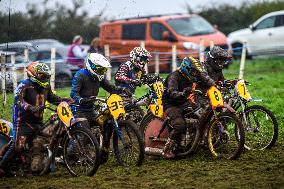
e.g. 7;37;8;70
37;73;51;82
89;60;108;75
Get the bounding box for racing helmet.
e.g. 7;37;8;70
85;53;111;81
26;62;51;88
179;57;199;81
129;47;151;70
206;46;231;71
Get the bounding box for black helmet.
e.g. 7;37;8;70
206;46;231;71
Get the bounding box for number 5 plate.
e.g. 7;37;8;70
236;80;252;100
0;119;12;136
107;94;125;120
207;86;224;109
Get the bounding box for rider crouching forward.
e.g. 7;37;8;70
115;47;151;97
0;62;68;176
70;53;130;163
162;57;216;159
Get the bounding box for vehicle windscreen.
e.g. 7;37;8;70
167;16;215;36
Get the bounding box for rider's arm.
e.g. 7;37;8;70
115;63;135;84
14;82;34;110
70;71;84;104
166;74;187;100
47;86;62;104
101;77;122;94
193;61;216;87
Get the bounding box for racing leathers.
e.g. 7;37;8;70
115;61;145;95
0;79;62;170
162;57;215;158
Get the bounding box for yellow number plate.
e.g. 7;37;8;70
0;119;11;136
150;104;163;118
57;102;74;126
236;80;252;100
107;94;125;120
153;81;164;99
207;86;224;109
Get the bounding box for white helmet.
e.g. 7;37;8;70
85;53;111;81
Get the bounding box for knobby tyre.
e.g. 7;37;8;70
63;126;100;176
242;105;278;150
113;120;145;166
207;112;245;160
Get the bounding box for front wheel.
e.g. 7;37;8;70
113;120;145;166
207;112;245;160
242;105;278;150
63;126;101;177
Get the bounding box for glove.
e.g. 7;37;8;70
132;79;142;87
182;87;192;97
79;96;96;104
61;97;75;104
29;105;44;113
121;88;132;97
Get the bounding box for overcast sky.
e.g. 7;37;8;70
0;0;264;20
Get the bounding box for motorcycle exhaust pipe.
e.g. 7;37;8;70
145;147;163;156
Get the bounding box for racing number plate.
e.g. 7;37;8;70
236;80;252;100
207;86;224;109
0;120;11;136
150;104;163;118
57;102;74;126
153;81;164;99
107;94;125;120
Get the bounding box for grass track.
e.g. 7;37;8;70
0;57;284;188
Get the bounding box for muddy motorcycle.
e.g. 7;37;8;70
123;74;164;125
141;86;245;160
73;94;145;166
221;79;278;150
0;102;101;177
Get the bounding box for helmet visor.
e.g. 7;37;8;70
37;73;51;82
139;55;149;63
89;60;108;75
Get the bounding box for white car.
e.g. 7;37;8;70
228;10;284;58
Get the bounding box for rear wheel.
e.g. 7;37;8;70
113;120;144;166
63;126;100;176
207;112;244;160
242;105;278;150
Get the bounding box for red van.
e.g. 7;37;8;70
100;13;228;72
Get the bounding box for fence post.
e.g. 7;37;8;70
239;42;247;79
50;48;56;91
11;53;17;94
199;39;205;62
24;48;29;79
1;53;7;114
155;52;160;74
210;40;214;50
172;45;177;71
140;41;148;73
104;44;111;81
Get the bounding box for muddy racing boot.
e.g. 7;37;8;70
31;138;44;173
162;138;175;159
100;148;109;165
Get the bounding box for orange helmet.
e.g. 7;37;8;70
26;62;51;88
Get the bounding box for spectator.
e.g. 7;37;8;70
88;37;104;55
67;35;88;68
